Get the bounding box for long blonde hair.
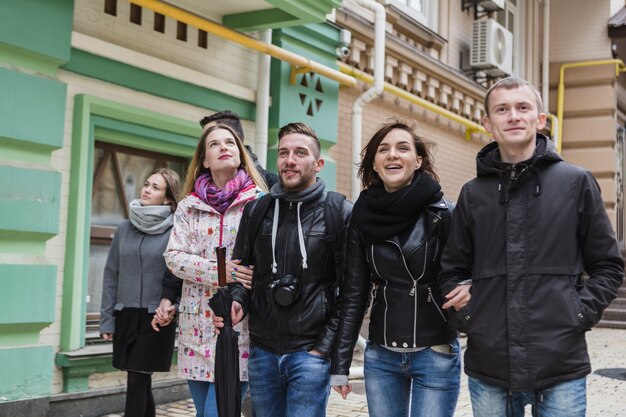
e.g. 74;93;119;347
182;123;268;195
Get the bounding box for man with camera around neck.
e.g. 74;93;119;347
215;122;352;417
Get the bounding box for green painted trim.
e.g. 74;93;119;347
61;94;92;351
55;347;178;392
0;140;52;165
0;324;46;346
0;43;60;76
268;0;342;23
0;232;46;255
224;9;310;31
62;49;256;121
55;351;115;392
61;95;198;351
92;116;198;157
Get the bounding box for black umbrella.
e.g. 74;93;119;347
208;247;241;417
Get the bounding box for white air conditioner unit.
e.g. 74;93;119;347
477;0;505;11
471;19;513;77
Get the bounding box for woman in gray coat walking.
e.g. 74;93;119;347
100;168;181;417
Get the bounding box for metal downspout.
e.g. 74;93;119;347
351;0;386;201
130;0;356;88
255;29;272;170
557;59;626;153
542;0;550;113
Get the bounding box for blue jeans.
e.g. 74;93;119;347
468;376;586;417
248;345;331;417
187;379;249;417
364;340;461;417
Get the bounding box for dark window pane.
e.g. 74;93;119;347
154;12;165;33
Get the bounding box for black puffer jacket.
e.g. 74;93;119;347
231;191;352;356
438;134;624;390
331;199;456;377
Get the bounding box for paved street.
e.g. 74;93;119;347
102;327;626;417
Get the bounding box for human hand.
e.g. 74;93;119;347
442;283;472;311
101;333;113;341
151;298;176;331
227;259;253;290
332;384;352;400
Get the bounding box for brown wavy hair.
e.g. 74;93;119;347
358;120;439;189
182;123;267;196
149;168;181;212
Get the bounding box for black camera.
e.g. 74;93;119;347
268;274;300;306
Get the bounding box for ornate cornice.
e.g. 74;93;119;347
335;6;487;123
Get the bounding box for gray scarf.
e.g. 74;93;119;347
268;178;325;274
128;199;174;235
269;177;325;203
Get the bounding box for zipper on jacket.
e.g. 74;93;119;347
427;286;448;322
383;239;428;348
370;245;389;346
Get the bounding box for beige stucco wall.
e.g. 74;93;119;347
550;0;614;62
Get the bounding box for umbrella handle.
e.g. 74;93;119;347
216;246;227;287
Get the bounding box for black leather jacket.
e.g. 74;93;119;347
231;191;352;356
331;199;456;376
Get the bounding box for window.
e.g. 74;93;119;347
390;0;438;31
86;142;187;342
177;21;188;41
104;0;117;16
130;3;142;25
154;12;165;33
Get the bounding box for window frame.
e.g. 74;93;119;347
60;94;198;351
388;0;439;31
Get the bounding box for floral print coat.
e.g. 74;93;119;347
164;187;260;382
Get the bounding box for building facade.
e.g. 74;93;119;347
1;0;624;415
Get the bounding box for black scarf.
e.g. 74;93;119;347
351;172;443;244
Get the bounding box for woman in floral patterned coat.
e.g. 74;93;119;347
161;123;267;417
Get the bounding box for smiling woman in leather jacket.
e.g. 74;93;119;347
330;121;461;417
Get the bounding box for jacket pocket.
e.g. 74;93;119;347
568;284;594;331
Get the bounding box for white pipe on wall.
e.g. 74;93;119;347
255;29;272;169
351;0;386;201
542;0;550;113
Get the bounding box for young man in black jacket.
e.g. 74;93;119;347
200;110;279;188
215;122;352;417
438;77;624;417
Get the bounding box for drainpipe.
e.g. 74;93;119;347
351;0;386;201
255;29;272;170
542;0;550;113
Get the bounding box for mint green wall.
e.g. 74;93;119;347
0;0;73;403
268;23;342;189
0;347;54;401
0;167;61;239
0;0;73;73
0;265;56;326
0;68;67;153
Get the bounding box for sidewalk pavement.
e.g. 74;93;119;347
103;327;626;417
